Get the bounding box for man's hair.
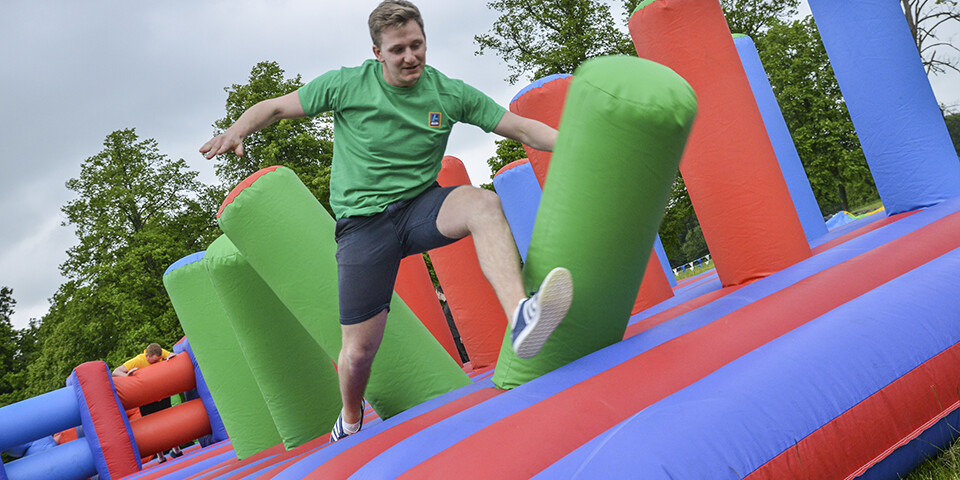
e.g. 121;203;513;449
145;343;163;357
368;0;424;47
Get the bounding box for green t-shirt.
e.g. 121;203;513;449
299;59;507;219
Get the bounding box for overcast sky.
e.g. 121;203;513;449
1;1;957;329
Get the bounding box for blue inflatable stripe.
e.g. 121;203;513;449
653;235;676;287
509;74;572;105
347;195;960;477
537;246;960;478
164;251;206;276
808;0;960;214
734;35;826;242
861;406;960;479
179;341;229;444
493;161;542;262
0;387;80;451
3;440;96;480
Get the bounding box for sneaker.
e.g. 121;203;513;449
156;453;166;464
170;448;183;458
511;267;573;359
330;401;364;443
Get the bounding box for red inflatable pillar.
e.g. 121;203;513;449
630;0;811;286
428;156;508;368
69;362;141;479
508;74;572;188
395;254;463;366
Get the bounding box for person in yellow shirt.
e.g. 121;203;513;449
112;343;174;377
112;343;183;462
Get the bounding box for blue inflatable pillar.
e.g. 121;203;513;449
493;159;542;262
734;34;827;242
653;235;676;287
808;0;960;214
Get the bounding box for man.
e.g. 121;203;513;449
112;342;175;377
200;0;573;443
113;343;183;461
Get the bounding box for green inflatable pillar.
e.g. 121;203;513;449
162;252;281;459
493;56;698;389
204;235;340;449
217;166;470;418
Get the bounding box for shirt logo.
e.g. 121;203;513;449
429;112;442;128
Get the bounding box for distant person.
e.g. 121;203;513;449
436;286;468;363
113;343;183;462
200;0;574;443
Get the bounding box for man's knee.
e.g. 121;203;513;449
341;339;379;370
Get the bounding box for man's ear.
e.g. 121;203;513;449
372;44;383;63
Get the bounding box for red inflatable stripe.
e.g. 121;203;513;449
185;443;284;480
398;210;960;479
217;165;281;218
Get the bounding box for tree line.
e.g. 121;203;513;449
2;0;959;406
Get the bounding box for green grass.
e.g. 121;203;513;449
902;436;960;479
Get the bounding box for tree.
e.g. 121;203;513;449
758;17;878;214
22;129;219;393
212;61;335;213
720;0;800;39
901;0;960;76
945;111;960;154
475;0;636;84
0;288;41;406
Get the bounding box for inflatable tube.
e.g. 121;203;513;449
204;234;340;449
808;0;960;214
733;34;827;243
508;74;572;187
69;361;140;479
630;0;812;287
428;156;508;368
492;158;539;262
653;235;676;287
0;387;79;452
394;254;461;365
129;399;210;458
162;251;281;460
2;440;95;480
113;353;195;410
492;55;697;389
174;340;228;445
216;166;469;419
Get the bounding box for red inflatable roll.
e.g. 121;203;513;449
129;399;211;457
509;75;572;188
114;353;196;410
630;0;811;286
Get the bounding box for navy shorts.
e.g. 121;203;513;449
335;184;462;325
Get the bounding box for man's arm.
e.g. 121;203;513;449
112;365;131;377
492;111;558;152
200;91;307;159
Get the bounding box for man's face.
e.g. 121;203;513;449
145;354;162;365
373;21;426;88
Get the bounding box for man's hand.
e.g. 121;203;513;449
199;91;306;160
200;129;245;159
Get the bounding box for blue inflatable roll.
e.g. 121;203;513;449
734;34;826;242
808;0;960;214
0;387;80;451
3;440;96;480
493;159;542;262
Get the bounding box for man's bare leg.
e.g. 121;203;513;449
435;186;526;316
337;309;388;425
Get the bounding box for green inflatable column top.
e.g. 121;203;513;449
162;252;281;460
493;55;698;389
204;235;341;449
217;166;470;419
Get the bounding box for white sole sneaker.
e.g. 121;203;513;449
512;267;573;359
